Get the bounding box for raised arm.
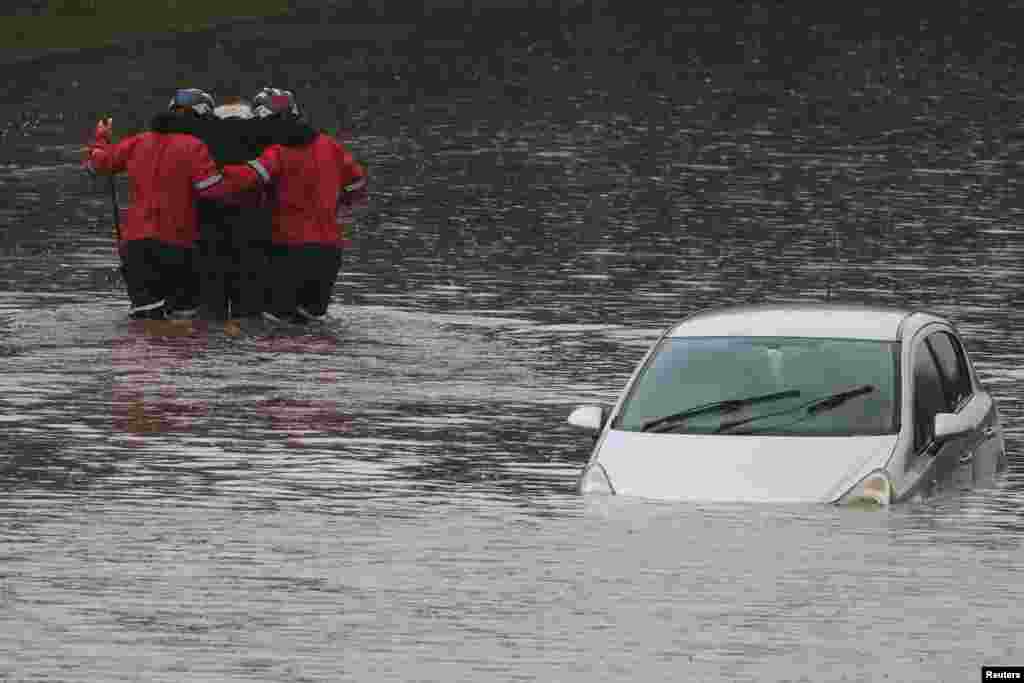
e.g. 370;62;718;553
84;118;136;175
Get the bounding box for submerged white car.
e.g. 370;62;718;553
568;304;1007;504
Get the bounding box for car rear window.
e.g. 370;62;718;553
613;336;900;436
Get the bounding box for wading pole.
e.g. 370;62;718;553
108;175;121;242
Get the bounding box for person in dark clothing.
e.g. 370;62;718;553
197;98;269;320
211;99;270;320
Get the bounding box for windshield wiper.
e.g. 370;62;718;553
805;384;875;414
714;384;876;434
640;389;801;433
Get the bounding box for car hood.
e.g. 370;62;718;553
595;429;898;503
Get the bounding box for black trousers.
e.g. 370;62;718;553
266;244;343;318
197;203;271;319
118;239;198;317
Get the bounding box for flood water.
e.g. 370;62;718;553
2;3;1023;681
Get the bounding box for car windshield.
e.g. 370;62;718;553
614;336;900;436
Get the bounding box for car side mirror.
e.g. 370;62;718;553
934;411;970;442
567;405;606;432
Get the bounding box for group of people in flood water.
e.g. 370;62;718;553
84;87;368;323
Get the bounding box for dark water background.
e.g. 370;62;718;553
2;2;1024;680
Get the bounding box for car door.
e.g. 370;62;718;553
907;329;973;497
935;329;1004;483
924;330;983;489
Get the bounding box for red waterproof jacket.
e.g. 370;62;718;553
245;133;367;247
86;127;261;248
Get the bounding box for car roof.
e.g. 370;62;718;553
667;303;942;341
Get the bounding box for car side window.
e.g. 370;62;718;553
925;332;973;411
912;341;947;452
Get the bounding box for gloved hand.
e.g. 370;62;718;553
339;175;368;208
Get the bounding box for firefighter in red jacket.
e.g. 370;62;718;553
240;87;368;323
85;88;264;319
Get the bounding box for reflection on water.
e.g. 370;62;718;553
2;2;1023;681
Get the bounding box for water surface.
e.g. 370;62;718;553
2;3;1023;681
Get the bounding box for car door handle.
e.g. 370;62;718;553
959;451;975;465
